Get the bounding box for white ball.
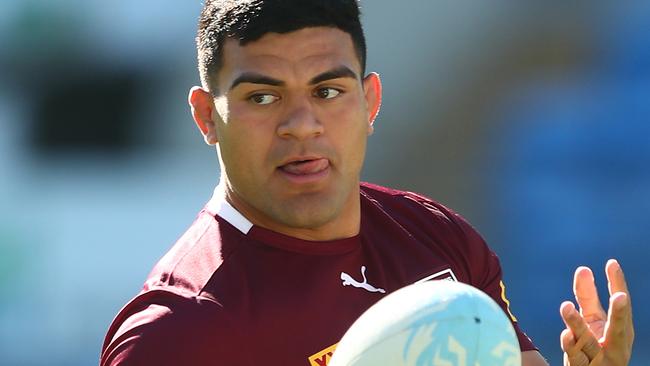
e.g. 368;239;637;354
329;281;521;366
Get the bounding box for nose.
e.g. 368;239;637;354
276;97;324;140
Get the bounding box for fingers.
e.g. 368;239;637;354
560;260;634;366
560;301;601;360
602;292;634;363
605;259;634;338
605;259;630;300
573;266;607;322
604;292;629;343
561;329;590;366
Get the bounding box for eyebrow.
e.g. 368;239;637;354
228;66;359;91
229;73;285;91
309;66;359;85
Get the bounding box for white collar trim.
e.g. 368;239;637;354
206;185;253;235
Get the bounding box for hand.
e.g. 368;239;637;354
559;259;634;366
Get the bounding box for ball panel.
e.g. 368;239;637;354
329;281;522;366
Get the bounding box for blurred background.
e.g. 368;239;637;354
1;0;648;364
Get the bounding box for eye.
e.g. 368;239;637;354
314;87;341;99
249;94;279;105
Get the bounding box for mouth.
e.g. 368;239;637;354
277;157;330;183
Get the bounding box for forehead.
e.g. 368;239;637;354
217;27;361;88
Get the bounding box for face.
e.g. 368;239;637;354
190;27;381;240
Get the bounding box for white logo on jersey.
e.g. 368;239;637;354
340;266;386;293
415;268;458;283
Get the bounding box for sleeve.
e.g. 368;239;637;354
100;290;250;366
450;212;538;352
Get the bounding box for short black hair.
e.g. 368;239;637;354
196;0;366;94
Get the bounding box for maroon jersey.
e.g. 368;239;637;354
100;183;535;366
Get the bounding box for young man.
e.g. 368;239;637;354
101;1;634;365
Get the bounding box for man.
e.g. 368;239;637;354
100;1;634;365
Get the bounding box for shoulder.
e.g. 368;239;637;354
360;183;537;352
143;209;246;297
360;182;495;282
360;182;469;235
100;289;247;366
101;209;251;365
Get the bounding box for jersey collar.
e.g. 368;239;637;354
205;185;254;235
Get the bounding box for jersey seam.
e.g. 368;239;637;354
162;213;223;295
360;189;418;241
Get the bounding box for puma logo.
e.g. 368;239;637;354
340;266;386;293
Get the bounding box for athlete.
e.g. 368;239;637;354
100;1;634;365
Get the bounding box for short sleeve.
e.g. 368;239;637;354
394;190;538;352
451;212;537;352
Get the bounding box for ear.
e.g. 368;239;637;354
188;86;220;145
362;72;382;135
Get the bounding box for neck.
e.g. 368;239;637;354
219;180;361;241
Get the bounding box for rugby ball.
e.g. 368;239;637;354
329;281;521;366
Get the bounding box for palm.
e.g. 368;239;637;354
585;318;605;340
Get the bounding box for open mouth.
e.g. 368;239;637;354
279;158;330;176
